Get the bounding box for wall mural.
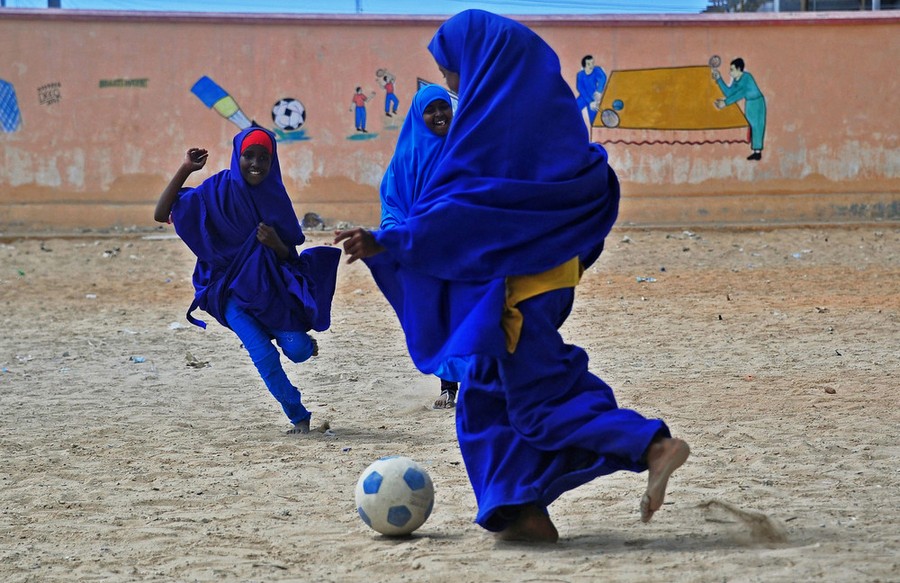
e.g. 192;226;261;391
191;76;253;129
0;78;22;133
270;98;308;142
590;55;768;161
576;54;607;128
189;71;404;144
712;57;767;161
377;68;400;118
0;54;765;165
349;86;378;139
346;68;407;141
191;75;310;143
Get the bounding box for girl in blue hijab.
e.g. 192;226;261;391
336;10;689;541
155;127;341;434
380;84;453;230
380;84;461;408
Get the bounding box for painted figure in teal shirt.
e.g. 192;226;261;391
714;57;766;161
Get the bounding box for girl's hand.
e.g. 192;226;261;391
257;223;290;259
183;148;209;172
334;228;384;264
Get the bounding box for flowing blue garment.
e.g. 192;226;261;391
377;84;469;381
380;84;452;230
460;288;667;529
367;9;619;370
171;127;340;333
364;10;667;531
375;11;618;282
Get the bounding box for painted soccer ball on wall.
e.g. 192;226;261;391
271;98;306;131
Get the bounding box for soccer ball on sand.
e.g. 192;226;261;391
271;98;306;131
355;456;434;536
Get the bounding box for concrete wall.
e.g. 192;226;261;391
0;9;898;231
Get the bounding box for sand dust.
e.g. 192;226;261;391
1;225;898;582
698;499;788;545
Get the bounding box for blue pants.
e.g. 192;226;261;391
385;93;399;113
355;106;367;130
225;298;315;425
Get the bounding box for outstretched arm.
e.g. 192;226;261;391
154;148;208;223
334;227;385;264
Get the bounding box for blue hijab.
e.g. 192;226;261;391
366;10;620;373
171;127;340;332
374;9;619;281
380;84;453;229
366;10;619;373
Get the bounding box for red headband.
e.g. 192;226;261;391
240;130;273;154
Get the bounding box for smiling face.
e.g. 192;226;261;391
422;99;453;137
239;145;272;186
437;64;460;94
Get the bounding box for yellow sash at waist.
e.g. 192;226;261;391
502;256;583;353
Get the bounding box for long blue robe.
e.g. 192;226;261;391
365;10;668;530
377;84;470;382
171;127;340;334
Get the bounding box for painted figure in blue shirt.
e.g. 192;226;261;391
714;57;767;161
335;10;690;543
154;127;341;434
576;54;607;126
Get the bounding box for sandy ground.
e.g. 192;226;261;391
1;225;898;583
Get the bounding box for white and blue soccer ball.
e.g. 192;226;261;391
355;456;434;536
271;98;306;131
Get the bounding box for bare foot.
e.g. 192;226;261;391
310;336;319;357
494;504;559;543
287;419;311;435
641;437;690;523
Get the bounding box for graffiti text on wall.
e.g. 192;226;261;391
99;78;148;89
38;82;61;106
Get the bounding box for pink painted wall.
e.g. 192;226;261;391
0;9;897;230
